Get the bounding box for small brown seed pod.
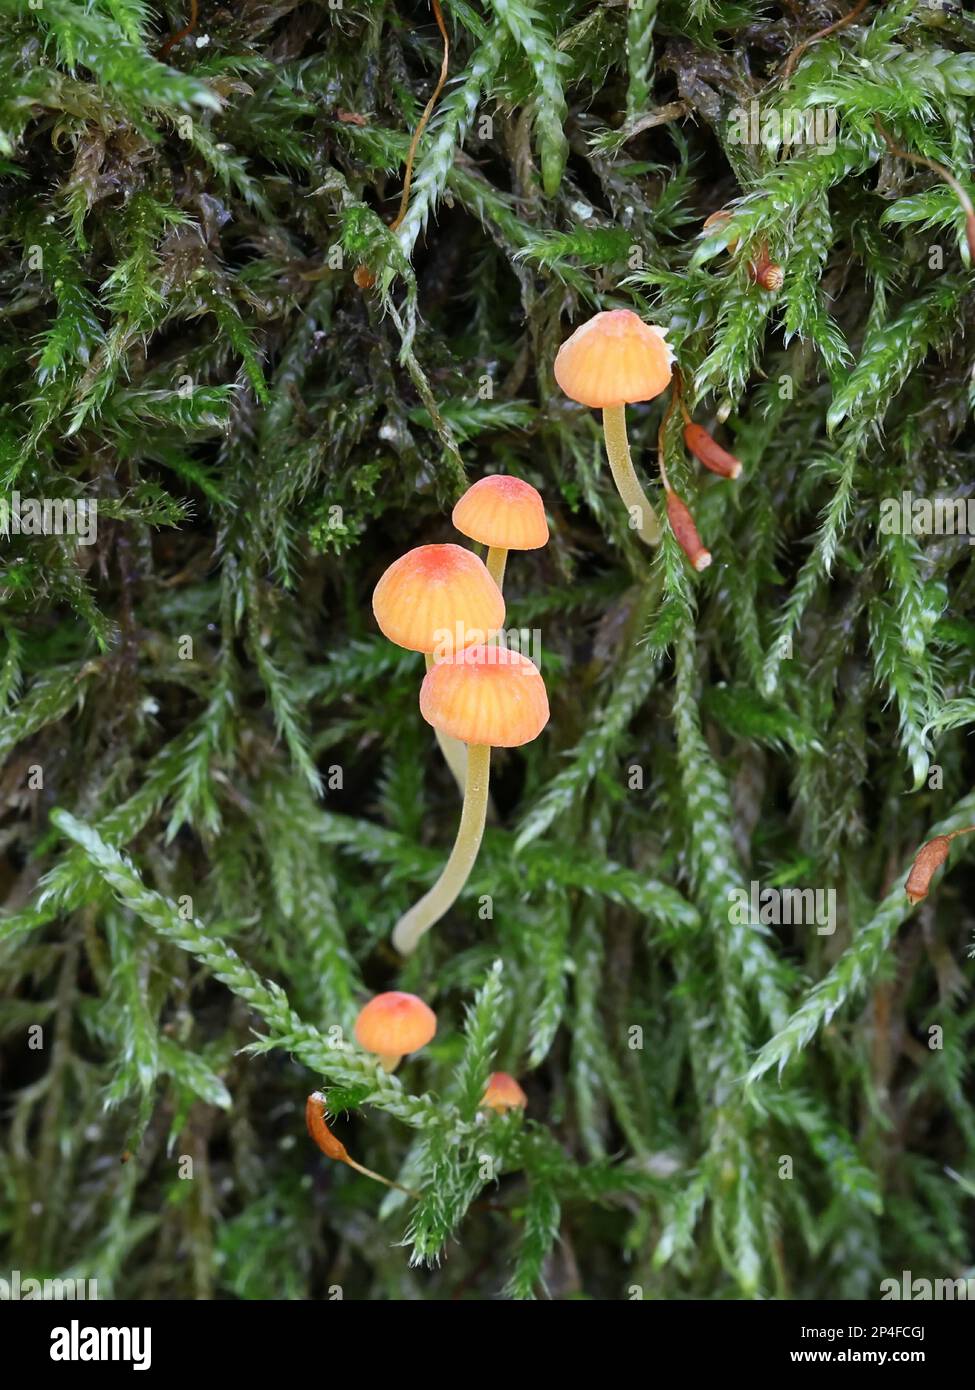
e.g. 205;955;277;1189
683;422;743;480
905;836;952;905
305;1092;350;1161
305;1091;422;1199
757;262;784;291
666;490;712;571
748;242;784;291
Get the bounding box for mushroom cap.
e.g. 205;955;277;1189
702;209;740;254
481;1072;527;1114
554;309;674;409
372;544;505;654
354;992;437;1057
419;644;549;748
452;475;549;551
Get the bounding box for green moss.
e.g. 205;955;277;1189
1;0;975;1301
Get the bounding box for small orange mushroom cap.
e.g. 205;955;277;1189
554;309;674;409
452;475;549;551
702;209;732;234
702;208;740;253
354;992;437;1057
420;644;549;747
372;544;505;654
480;1072;527;1114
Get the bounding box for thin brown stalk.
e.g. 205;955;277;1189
781;0;871;84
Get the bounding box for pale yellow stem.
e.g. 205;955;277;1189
392;743;491;956
602;403;662;546
425;652;467;794
486;546;508;589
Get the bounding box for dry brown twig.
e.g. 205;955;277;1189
780;0;871;85
355;0;450;288
158;0;199;61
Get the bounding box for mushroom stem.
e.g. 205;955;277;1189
424;653;467;794
486;546;508;590
601;404;662;546
392;742;491;956
377;1051;403;1073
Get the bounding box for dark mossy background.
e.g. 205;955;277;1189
2;0;975;1300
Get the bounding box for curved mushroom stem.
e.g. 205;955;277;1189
392;742;491;956
601;404;663;546
425;653;467;794
486;546;508;589
377;1051;403;1073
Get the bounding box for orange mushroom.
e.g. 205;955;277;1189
418;643;549;747
702;208;740;254
452;475;549;589
372;543;504;655
555;308;673;410
554;309;674;546
392;645;549;956
353;991;437;1071
480;1072;527;1115
747;240;784;292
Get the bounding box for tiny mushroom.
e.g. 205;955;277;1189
354;991;437;1072
372;542;504;657
452;474;549;590
480;1072;527;1115
392;644;549;957
554;308;674;546
702;208;740;254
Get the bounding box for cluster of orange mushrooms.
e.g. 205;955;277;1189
306;991;525;1197
302;298;964;1193
303;306;751;1185
365;303;743;967
372;474;551;959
